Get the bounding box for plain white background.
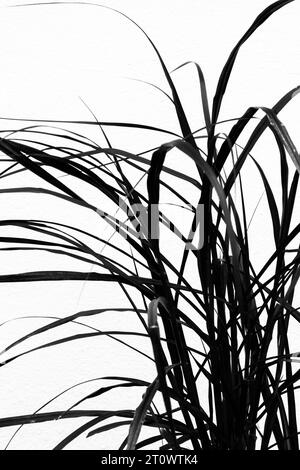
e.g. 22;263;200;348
0;0;299;449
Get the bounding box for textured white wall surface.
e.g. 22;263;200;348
0;0;299;449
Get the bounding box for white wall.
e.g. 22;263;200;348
0;0;299;449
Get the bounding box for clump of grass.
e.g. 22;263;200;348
0;0;299;450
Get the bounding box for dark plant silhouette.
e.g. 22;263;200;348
0;0;299;450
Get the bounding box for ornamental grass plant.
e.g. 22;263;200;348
0;0;300;450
